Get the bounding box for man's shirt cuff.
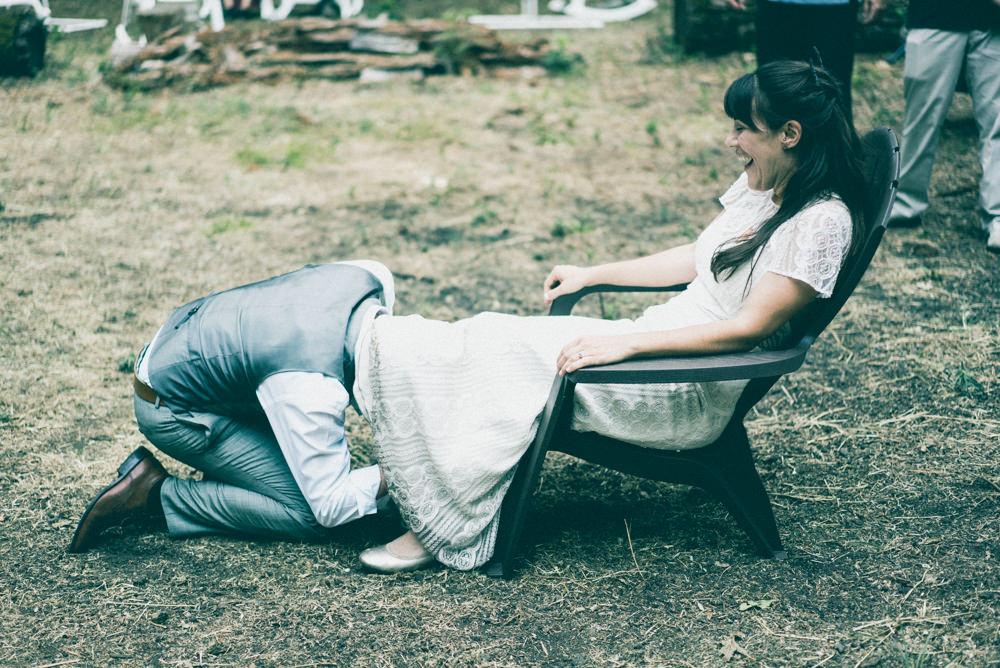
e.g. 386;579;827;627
350;464;382;518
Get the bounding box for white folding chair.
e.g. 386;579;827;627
469;0;656;31
549;0;656;22
259;0;363;21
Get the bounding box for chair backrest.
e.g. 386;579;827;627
732;128;899;419
796;127;900;345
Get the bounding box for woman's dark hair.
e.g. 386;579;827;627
711;60;867;282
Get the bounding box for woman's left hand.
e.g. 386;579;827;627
557;334;640;376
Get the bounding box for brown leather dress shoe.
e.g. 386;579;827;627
68;446;169;553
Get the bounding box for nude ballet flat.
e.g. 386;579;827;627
359;544;435;574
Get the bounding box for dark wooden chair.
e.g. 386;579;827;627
484;128;900;578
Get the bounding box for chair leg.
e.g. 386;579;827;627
709;427;785;559
485;377;574;578
483;450;540;579
485;431;549;579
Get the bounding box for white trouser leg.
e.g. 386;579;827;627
891;29;968;223
965;29;1000;228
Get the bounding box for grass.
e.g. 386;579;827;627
208;216;255;236
550;216;595;238
1;2;998;666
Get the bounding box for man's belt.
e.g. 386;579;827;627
133;375;160;405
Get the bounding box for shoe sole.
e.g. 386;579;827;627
359;558;436;574
67;446;152;553
358;548;436;574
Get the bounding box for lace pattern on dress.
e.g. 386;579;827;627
365;324;515;570
571;380;744;449
760;199;852;299
363;176;854;571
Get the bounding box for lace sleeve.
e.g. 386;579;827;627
763;199;853;299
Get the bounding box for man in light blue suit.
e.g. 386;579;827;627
69;261;396;551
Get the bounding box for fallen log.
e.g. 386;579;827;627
106;16;566;91
276;27;356;51
258;50;435;69
348;32;419;55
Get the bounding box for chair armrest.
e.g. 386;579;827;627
567;341;810;384
548;283;686;316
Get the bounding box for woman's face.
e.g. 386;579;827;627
725;116;798;196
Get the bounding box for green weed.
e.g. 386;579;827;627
117;353;136;374
541;40;585;77
428;185;455;208
550;217;594;238
683;146;723;167
542;177;562;201
433;27;476;75
227;97;253;118
530;115;571;146
646;120;661;148
952;365;986;399
209;217;255;236
235;147;271;170
364;0;403;19
282;143;309;170
471;209;500;227
61;63;90;88
598;296;621;321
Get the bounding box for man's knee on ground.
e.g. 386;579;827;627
287;499;332;541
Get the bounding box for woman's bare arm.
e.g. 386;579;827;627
556;271;817;375
543;243;697;306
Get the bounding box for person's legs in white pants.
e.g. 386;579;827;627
890;29;968;226
964;30;1000;250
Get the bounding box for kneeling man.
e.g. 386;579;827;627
69;261;394;551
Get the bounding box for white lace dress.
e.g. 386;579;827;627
356;174;853;570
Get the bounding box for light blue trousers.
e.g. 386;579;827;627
134;395;328;541
891;29;1000;227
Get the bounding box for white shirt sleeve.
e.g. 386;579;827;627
256;371;381;528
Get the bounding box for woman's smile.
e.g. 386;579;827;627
725;118;796;195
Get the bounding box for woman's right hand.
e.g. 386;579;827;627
543;264;592;306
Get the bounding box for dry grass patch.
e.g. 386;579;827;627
1;7;998;666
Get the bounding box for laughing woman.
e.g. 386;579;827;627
356;60;868;573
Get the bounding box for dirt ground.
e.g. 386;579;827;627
1;3;998;666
